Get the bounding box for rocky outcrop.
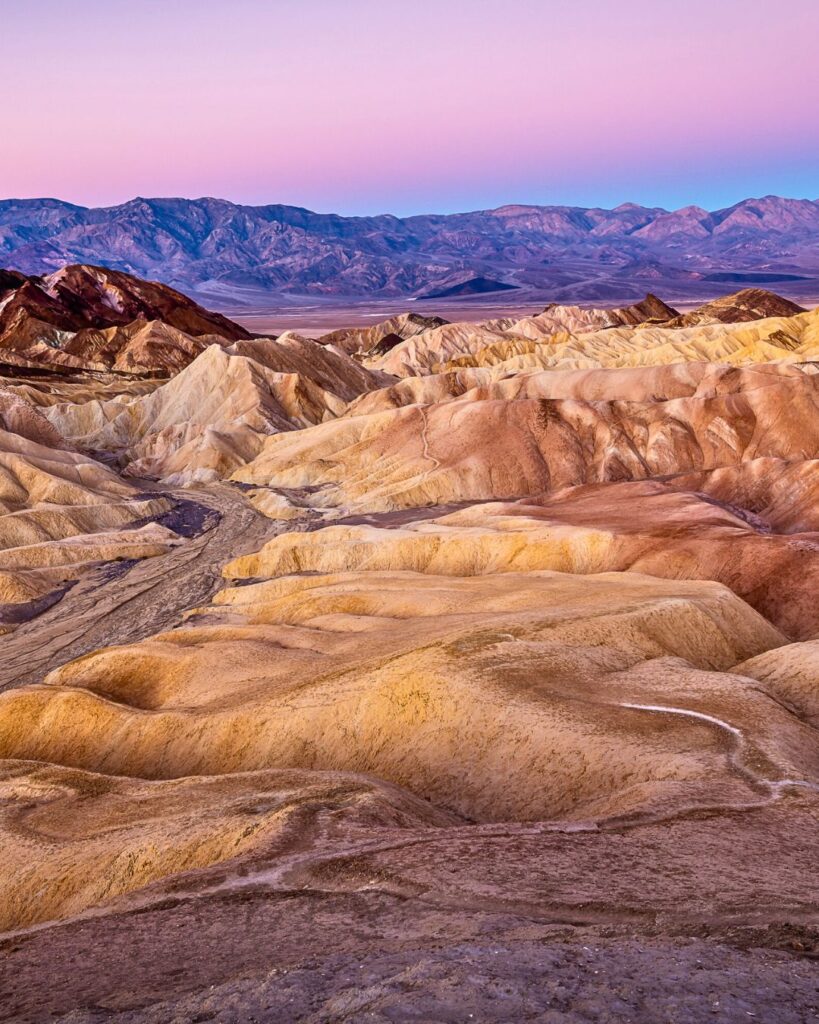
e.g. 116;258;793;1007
0;264;251;374
234;357;819;512
0;405;178;606
664;288;806;327
0;569;792;827
45;334;392;485
319;312;450;356
0;264;250;338
371;301;819;377
229;467;819;638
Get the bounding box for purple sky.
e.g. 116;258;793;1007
2;0;818;215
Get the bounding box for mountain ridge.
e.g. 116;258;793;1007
2;195;819;305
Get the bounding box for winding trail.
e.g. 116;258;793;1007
4;698;817;948
620;701;819;800
418;406;441;474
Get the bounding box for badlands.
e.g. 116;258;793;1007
1;269;819;1021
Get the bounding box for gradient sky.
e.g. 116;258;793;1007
1;0;817;215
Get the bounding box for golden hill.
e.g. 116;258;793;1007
2;282;819;1017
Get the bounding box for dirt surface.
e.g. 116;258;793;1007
0;484;283;692
20;940;819;1023
2;801;818;1023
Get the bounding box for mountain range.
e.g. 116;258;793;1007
2;195;819;306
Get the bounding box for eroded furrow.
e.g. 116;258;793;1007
0;484;284;692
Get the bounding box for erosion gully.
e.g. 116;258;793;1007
0;483;284;693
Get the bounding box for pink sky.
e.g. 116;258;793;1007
1;0;817;214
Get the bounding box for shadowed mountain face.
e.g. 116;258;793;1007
420;275;519;298
2;195;819;303
3;268;819;1021
0;264;251;373
0;264;250;338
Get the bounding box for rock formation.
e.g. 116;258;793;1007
233;358;819;512
370;299;819;376
0;264;251;374
2;276;819;1021
0;400;178;610
663;287;806;327
44;334;391;485
318;311;450;356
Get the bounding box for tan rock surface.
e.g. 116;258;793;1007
2;285;819;1020
0;569;804;830
0;415;177;606
234;361;819;513
369;302;819;377
44;335;390;485
226;469;819;638
319;312;450;356
369;295;679;376
345;359;817;417
0;759;455;930
1;370;164;411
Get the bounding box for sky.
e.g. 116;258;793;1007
1;0;818;216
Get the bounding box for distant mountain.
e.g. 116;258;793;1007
1;196;818;305
421;276;519;299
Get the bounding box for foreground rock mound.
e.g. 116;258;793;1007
0;760;455;929
0;568;805;830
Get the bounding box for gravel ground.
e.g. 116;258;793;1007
50;938;819;1024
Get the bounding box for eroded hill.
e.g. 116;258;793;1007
1;277;819;1022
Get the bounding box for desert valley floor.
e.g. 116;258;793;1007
0;267;819;1021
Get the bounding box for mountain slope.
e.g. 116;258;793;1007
0;264;250;338
2;195;818;303
0;264;251;373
